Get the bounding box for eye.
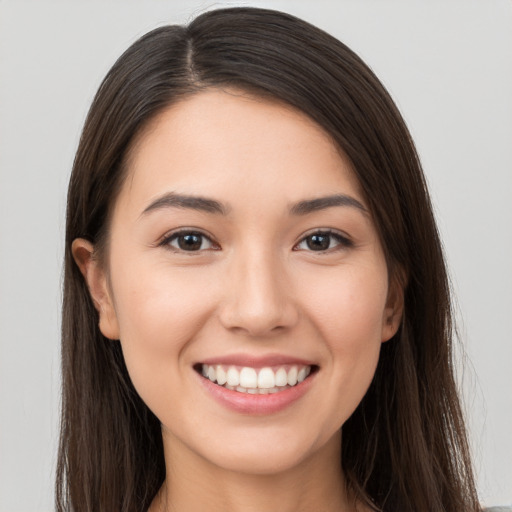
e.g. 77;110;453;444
294;230;352;252
163;230;217;252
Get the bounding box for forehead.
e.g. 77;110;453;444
117;88;364;217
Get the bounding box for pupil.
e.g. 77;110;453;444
307;234;329;251
179;234;202;250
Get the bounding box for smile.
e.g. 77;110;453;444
198;364;314;394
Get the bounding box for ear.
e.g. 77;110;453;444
71;238;120;340
381;272;405;343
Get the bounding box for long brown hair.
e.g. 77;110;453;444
57;7;481;511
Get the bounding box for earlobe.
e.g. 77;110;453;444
71;238;120;340
381;275;405;343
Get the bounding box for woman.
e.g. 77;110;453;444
57;7;481;511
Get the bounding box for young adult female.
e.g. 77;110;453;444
56;6;482;512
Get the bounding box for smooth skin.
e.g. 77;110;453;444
73;89;403;512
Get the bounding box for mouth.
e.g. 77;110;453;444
194;363;319;395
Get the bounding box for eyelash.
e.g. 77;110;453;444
293;230;353;253
159;229;353;254
159;229;220;253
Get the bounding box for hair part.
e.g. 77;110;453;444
58;7;480;511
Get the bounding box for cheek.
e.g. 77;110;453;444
301;264;388;346
109;261;214;400
298;265;388;410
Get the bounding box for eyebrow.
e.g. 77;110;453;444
141;192;229;217
289;194;368;216
140;192;367;218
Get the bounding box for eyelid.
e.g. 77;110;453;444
158;228;220;252
156;227;352;253
293;228;353;252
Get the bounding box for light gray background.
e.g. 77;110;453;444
0;1;511;510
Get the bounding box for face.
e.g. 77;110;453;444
74;89;402;476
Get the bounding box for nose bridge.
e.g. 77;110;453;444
219;242;298;336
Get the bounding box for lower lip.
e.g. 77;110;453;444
196;371;316;415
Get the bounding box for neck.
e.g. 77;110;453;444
151;430;358;512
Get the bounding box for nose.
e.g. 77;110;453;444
218;248;299;337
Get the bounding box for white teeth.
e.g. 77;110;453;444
200;363;314;393
275;367;288;387
226;367;240;386
230;385;291;394
287;366;298;386
239;367;258;388
257;367;275;389
216;366;227;385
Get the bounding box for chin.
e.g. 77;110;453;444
207;445;311;476
192;425;339;476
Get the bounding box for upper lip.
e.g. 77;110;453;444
198;353;317;368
